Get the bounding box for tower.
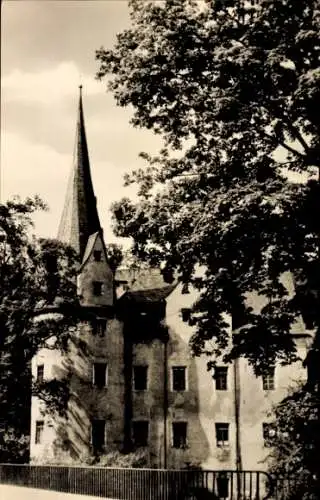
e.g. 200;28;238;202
30;88;124;464
58;85;113;309
58;85;101;259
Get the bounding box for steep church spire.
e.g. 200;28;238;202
58;86;101;258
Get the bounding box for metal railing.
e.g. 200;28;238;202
272;474;312;500
0;464;275;499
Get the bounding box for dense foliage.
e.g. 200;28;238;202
96;0;319;373
267;385;319;499
0;197;78;462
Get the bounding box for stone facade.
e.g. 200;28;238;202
30;281;311;469
30;91;313;469
31;315;125;464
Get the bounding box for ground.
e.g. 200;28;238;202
0;485;116;500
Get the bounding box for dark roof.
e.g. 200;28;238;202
122;284;176;304
115;266;170;291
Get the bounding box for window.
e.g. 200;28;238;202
181;283;190;295
215;423;229;447
133;366;148;391
36;364;44;383
262;367;275;391
93;250;102;262
93;363;107;388
35;421;44;444
181;308;191;322
263;423;276;446
132;421;149;447
214;367;228;391
91;419;105;452
172;366;186;391
172;422;187;448
93;281;103;296
93;319;107;336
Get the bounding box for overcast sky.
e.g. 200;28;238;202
1;0;162;244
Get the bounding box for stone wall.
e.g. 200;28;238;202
30;280;311;469
163;283;311;471
30;316;125;464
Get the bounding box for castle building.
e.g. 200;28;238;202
30;89;312;470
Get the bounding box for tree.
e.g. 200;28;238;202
96;0;319;373
0;197;79;462
105;242;123;273
266;384;319;500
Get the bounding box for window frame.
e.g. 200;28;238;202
181;308;191;322
92;281;103;297
172;421;188;449
262;367;275;391
91;419;106;452
92;362;108;388
214;366;228;391
215;423;229;447
172;366;187;392
35;420;44;444
93;318;107;337
133;365;148;391
132;420;149;447
36;364;44;383
93;250;102;262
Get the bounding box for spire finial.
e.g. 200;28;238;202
79;84;83;96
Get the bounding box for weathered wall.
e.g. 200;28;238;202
30;343;64;463
131;330;211;470
164;284;235;470
238;338;310;470
131;339;166;468
30;276;312;470
163;283;311;471
30;316;125;464
78;234;113;307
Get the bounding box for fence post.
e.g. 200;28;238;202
217;471;229;499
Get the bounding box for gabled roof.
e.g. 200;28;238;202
57;87;101;259
80;231;100;268
80;231;111;272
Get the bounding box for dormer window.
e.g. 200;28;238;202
93;281;103;296
93;250;102;262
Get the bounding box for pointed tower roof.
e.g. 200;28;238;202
58;86;101;258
